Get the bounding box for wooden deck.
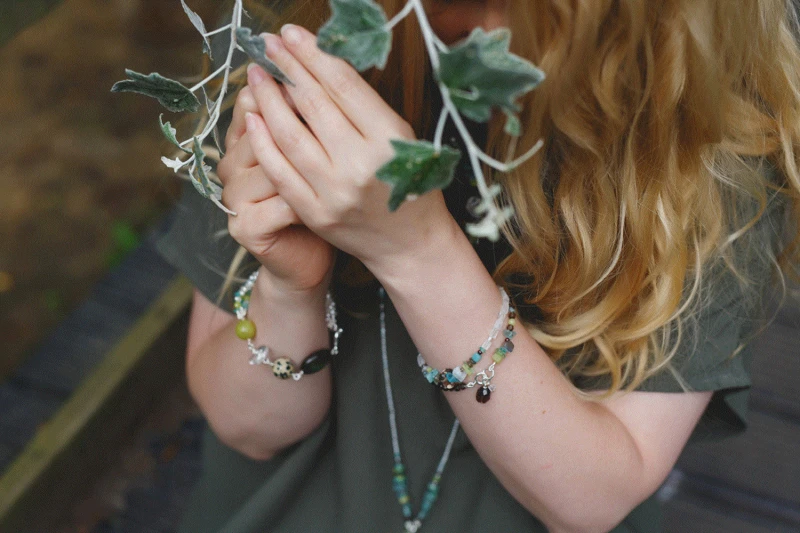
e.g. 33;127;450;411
0;229;798;532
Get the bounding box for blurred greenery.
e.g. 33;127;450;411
105;220;142;268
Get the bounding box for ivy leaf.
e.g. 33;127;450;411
376;140;461;212
504;111;521;137
439;28;544;124
235;27;293;85
111;69;200;113
159;114;191;154
317;0;392;71
180;0;212;60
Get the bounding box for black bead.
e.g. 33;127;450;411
301;349;331;375
476;386;492;403
502;340;514;353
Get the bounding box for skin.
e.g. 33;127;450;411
187;3;713;531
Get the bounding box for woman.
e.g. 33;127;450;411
154;0;800;531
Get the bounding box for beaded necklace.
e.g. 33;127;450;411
379;288;460;533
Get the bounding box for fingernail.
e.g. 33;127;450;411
262;32;283;56
281;24;302;45
247;64;267;85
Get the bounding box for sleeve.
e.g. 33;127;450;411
154;180;257;314
634;192;787;441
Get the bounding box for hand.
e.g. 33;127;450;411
218;85;334;294
243;25;459;274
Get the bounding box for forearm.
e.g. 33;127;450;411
187;268;333;461
367;221;653;533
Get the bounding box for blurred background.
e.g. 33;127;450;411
1;1;221;531
0;1;798;533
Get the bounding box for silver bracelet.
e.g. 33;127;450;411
233;270;342;381
416;286;517;403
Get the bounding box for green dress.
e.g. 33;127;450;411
155;169;785;532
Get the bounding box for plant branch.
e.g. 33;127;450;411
385;0;414;32
204;23;232;37
433;108;449;151
190;64;228;93
476;138;544;172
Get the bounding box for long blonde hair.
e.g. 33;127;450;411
223;0;800;395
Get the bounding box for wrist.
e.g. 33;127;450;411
254;264;332;310
363;210;465;289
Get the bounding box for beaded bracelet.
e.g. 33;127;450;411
234;270;343;381
417;288;518;403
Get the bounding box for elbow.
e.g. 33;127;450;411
536;480;662;533
210;419;280;462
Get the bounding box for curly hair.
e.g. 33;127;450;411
224;0;800;396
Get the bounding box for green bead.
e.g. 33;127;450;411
235;319;256;340
393;464;405;475
492;349;506;363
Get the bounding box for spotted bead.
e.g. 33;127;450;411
272;357;294;379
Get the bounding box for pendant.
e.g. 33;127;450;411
404;519;422;532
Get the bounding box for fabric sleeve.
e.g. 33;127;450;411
154;180;257;314
634;192;786;441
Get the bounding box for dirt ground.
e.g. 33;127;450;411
0;0;221;379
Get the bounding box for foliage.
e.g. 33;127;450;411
112;0;546;241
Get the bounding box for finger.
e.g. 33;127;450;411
226;86;259;150
246;63;332;185
220;163;278;209
217;132;258;187
245;111;320;222
279;24;409;139
261;32;363;154
227;194;302;257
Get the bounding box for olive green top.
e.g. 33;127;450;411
155;168;784;532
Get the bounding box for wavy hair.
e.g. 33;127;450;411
223;0;800;396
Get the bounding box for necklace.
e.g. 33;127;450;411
379;288;461;533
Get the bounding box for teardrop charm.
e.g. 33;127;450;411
476;386;492;403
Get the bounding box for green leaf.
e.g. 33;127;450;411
159;114;191;153
317;0;392;72
439;28;544;124
235;27;293;86
111;69;200;113
376;140;461;212
190;139;221;198
180;0;213;59
504;111;521;137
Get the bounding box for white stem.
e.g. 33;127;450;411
204;23;232;37
433;108;449;150
385;0;415;32
410;0;441;72
190;64;227;93
476;138;544;172
195;0;242;143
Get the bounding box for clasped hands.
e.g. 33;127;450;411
218;24;459;294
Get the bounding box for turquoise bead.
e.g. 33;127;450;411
503;329;516;339
471;352;482;363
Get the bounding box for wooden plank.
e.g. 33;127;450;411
0;275;193;533
676;410;800;505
